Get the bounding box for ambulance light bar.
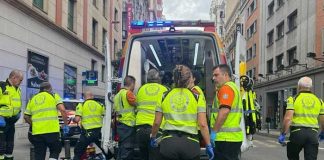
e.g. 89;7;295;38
131;20;214;29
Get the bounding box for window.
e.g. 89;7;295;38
246;47;252;61
33;0;44;10
219;26;223;35
247;21;257;38
64;64;77;99
277;0;284;8
67;0;75;31
267;59;274;74
93;0;97;8
103;0;107;18
276;21;284;40
248;0;256;16
220;11;225;18
268;1;274;18
253;67;256;78
247;69;253;78
92;19;98;47
276;54;284;68
101;65;105;82
267;30;274;46
102;29;107;53
287;47;297;66
252;43;256;57
91;59;97;71
322;29;324;53
114;8;118;31
114;39;118;57
288;10;297;31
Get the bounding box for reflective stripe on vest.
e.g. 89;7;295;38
161;88;199;135
27;92;60;135
79;100;104;130
0;84;21;117
114;89;136;127
210;81;243;142
136;83;168;126
289;93;321;129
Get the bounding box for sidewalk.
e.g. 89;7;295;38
255;129;281;138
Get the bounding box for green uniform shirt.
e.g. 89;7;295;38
76;99;105;130
0;80;22;117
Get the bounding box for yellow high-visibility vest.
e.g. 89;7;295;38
25;92;60;135
210;81;243;142
0;81;22;117
287;92;324;128
76;100;105;130
156;88;206;135
113;89;136;127
136;83;168;126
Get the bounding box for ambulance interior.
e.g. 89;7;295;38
126;34;220;106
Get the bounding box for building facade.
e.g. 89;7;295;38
210;0;226;39
122;0;164;47
255;0;324;129
0;0;122;121
245;0;259;79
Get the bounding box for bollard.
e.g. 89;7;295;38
30;145;35;160
64;140;71;159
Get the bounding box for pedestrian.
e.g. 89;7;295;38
113;75;137;160
150;65;214;160
0;70;23;160
135;69;168;160
73;90;105;160
210;64;243;160
278;76;324;160
24;82;69;160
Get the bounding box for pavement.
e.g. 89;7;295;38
255;129;281;139
13;123;76;160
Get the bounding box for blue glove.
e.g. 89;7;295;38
319;131;324;142
210;130;217;147
205;144;214;160
150;137;158;148
278;133;286;144
63;125;70;136
0;116;6;127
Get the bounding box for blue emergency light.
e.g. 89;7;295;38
131;20;174;29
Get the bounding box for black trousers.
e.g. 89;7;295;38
159;131;200;160
213;141;242;160
0;116;18;156
116;123;135;160
73;128;102;160
135;125;162;160
32;132;61;160
287;127;319;160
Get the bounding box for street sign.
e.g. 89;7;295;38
82;70;98;86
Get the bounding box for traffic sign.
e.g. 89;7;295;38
82;70;98;86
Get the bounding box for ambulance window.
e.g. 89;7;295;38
127;35;219;99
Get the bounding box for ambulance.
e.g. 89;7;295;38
100;20;228;159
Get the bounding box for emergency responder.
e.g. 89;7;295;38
278;76;324;160
113;75;137;160
135;69;168;160
24;82;69;160
191;70;204;97
73;90;105;160
151;65;214;160
0;70;23;160
210;64;243;160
